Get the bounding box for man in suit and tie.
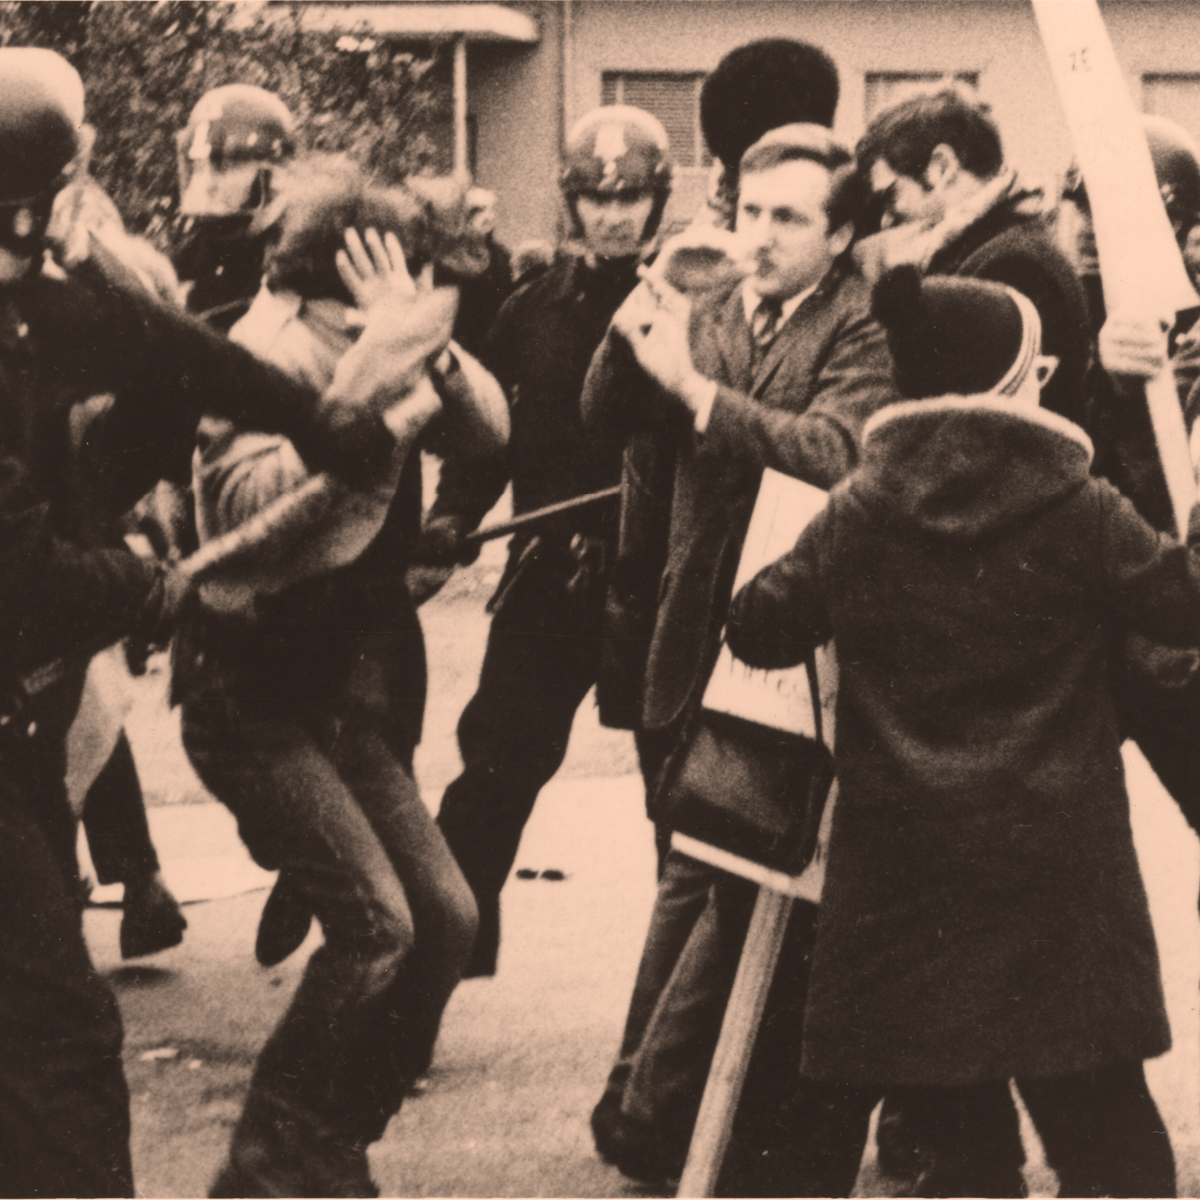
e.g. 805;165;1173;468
585;123;897;1194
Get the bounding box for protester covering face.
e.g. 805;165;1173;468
260;158;434;306
857;88;1005;234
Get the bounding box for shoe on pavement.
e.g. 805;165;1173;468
120;873;187;959
591;1092;687;1187
209;1141;379;1198
256;874;312;967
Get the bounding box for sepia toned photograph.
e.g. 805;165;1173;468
0;1;1198;1196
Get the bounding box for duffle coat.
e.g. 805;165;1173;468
726;396;1194;1085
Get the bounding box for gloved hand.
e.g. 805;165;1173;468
414;514;481;567
126;480;194;563
129;562;190;667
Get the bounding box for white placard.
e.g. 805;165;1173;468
702;469;833;738
1033;0;1199;534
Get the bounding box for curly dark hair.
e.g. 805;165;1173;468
261;156;433;303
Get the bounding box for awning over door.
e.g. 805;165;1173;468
294;3;539;173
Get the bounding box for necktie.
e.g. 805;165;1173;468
751;297;784;354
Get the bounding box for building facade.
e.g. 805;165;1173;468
312;1;1200;250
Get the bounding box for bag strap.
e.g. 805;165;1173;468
804;650;826;749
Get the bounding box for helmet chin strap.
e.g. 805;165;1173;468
585;250;642;272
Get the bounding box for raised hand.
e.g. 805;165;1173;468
1099;311;1171;381
336;227;435;318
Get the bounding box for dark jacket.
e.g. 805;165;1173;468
0;254;333;682
430;252;637;548
583;260;896;740
927;190;1093;431
173;214;275;333
727;396;1189;1085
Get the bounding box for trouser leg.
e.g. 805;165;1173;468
877;1083;1028;1198
596;848;715;1118
82;732;159;885
717;894;822;1197
0;768;132;1199
182;697;417;1196
1017;1059;1175;1198
327;722;477;1140
621;871;733;1147
436;588;600;975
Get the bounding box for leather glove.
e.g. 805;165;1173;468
414;514;481;567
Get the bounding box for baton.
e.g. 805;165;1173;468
462;485;620;546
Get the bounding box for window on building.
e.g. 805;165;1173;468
864;71;980;123
601;72;712;168
1143;74;1200;142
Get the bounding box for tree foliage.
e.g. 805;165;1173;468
0;1;451;241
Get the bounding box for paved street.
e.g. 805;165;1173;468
86;573;1200;1198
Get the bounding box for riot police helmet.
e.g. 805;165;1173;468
560;105;673;241
178;84;296;217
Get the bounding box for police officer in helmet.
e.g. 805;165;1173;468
173;84;297;330
0;47;420;1197
559;103;673;262
431;105;672;980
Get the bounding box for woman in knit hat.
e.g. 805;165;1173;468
724;265;1197;1197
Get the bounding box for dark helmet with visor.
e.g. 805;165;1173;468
178;85;296;217
0;47;87;256
1142;114;1200;237
1063;113;1200;244
560;105;672;241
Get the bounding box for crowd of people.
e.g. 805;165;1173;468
2;24;1200;1200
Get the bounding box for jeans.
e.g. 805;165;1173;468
0;737;133;1198
182;687;477;1195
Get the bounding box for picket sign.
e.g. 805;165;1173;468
676;468;834;1198
1033;0;1199;536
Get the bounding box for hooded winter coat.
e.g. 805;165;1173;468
725;395;1200;1086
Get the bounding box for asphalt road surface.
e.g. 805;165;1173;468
89;565;1200;1199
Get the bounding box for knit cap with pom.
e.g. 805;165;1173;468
871;265;1041;400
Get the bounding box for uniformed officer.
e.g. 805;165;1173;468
432;106;673;978
0;48;414;1197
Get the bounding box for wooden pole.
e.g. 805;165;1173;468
676;883;794;1198
453;34;469;180
1033;0;1199;536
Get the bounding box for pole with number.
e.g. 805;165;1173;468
1033;0;1198;535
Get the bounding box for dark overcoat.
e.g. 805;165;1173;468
726;396;1188;1085
926;191;1092;430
